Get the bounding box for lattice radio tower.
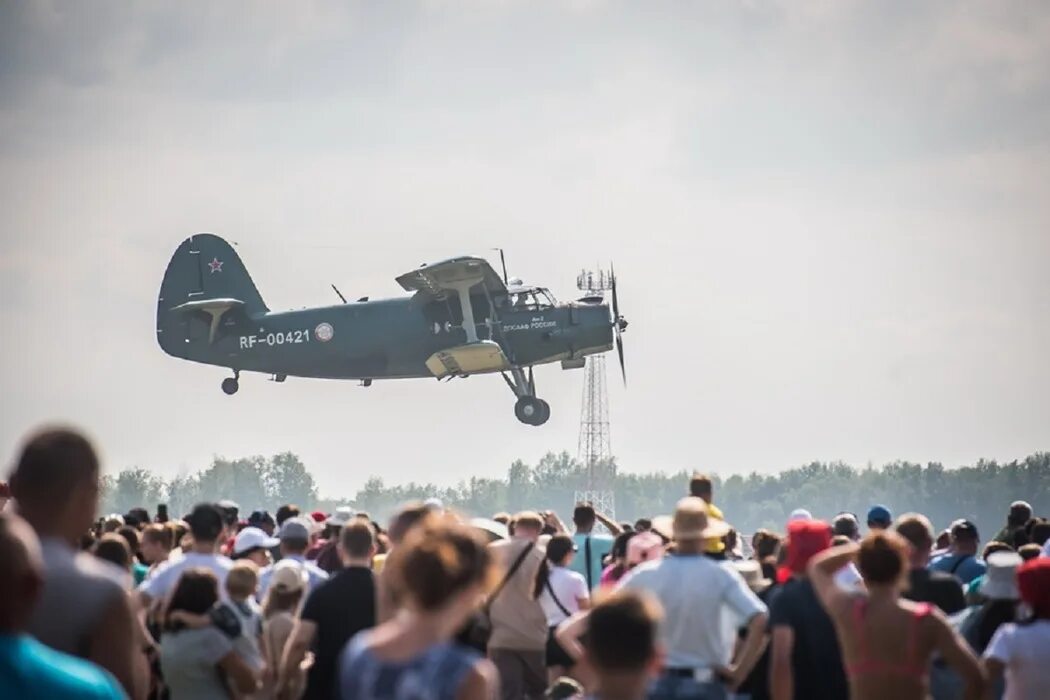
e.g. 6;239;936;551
574;269;616;519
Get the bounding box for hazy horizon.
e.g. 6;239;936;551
3;1;1048;498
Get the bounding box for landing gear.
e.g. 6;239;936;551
503;367;550;426
221;370;240;395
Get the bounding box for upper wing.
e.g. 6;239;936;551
395;256;507;298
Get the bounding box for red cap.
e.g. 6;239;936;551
310;510;327;523
779;519;832;582
1017;557;1050;619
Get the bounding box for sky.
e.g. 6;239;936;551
2;0;1048;499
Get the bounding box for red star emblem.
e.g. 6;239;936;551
208;257;223;273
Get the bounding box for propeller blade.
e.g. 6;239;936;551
616;333;626;386
611;264;620;321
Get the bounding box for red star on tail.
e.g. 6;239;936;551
208;257;224;273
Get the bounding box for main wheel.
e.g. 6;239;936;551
514;397;549;426
221;377;239;395
535;399;551;425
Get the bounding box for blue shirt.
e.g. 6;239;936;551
258;554;328;599
0;634;126;700
929;553;987;585
569;533;614;590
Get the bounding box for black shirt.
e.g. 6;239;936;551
737;583;778;700
301;566;376;700
768;578;849;700
904;568;966;614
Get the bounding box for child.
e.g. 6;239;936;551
261;560;309;699
216;560;266;697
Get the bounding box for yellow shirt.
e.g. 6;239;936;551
704;503;726;553
372;552;387;573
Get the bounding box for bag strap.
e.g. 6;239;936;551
584;536;593;590
484;543;534;612
949;554;972;575
545;576;572;618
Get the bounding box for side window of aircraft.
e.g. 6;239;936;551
507;290;556;311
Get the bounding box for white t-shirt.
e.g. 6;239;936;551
835;562;864;589
138;551;234;601
984;620;1050;700
618;554;767;669
538;566;589;626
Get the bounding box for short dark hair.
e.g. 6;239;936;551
751;529;781;559
894;513;934;550
1018;543;1042;562
951;519;979;542
1030;520;1050;547
10;427;99;505
634;518;652;532
586;591;661;672
546;535;576;564
187;503;224;543
93;533;131;570
573;504;596;529
142;524;173;550
116;525;141;555
164;567;219;630
340;520;376;559
688;473;712;499
857;531;908;585
982;541;1013;559
275;504;300;526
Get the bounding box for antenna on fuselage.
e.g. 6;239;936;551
493;248;509;285
331;284;348;304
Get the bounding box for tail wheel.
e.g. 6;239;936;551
221;377;239;395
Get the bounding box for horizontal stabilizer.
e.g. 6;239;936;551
170;298;245;344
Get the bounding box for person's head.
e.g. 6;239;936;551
981;551;1022;602
866;505;893;531
634;518;652;533
387;502;431;546
688;473;713;503
572;504;597;533
783;519;832;580
232;526;279;567
1007;501;1033;528
248;509;276;536
93;533;132;572
187;503;225;547
275;504;300;527
140;523;173;565
278;517;311;556
935;528;951;551
723;528;739;555
950;519;980;555
262;559;307;617
225;560;258;601
339;519;377;565
857;530;909;590
583;591;664;686
893;513;934;568
386;516;493;623
491;512;511;526
0;512;44;632
546;534;577;567
1017;557;1050;620
671;497;728;554
1017;543;1042;562
626;531;664;567
610;531;636;564
1028;520;1050;547
169;521;188;549
751;529;781;560
9;427;101;541
116;525;141;560
163;567;219;630
512;511;544;542
832;512;861;542
982;541;1013;560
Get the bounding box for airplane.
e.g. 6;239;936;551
155;234;627;425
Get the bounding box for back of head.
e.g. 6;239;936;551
340;519;376;560
275;504;300;527
93;533;131;571
857;531;908;587
226;560;259;600
832;513;860;541
387;502;431;545
513;511;544;537
546;534;575;564
688;473;712;501
10;427;99;516
387;516;492;612
586;591;662;673
165;567;219;630
784;519;831;577
1008;501;1032;527
117;525;140;555
894;513;934;551
1018;543;1042;562
572;504;596;531
752;529;781;560
951;519;980;545
1028;520;1050;547
187;503;225;544
142;523;173;550
0;512;44;631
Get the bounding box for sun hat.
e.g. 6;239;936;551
981;551;1022;601
627;531;665;565
734;559;772;593
672;497;730;541
233;526;280;557
781;519;832;581
269;559;309;593
325;506;355;528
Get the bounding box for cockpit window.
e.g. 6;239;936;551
507;289;556;311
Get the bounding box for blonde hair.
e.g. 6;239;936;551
225;560;259;599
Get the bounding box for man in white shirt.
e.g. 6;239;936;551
257;517;328;599
138;502;234;605
618;498;768;699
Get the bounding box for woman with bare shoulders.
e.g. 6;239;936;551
808;531;986;700
337;514;499;700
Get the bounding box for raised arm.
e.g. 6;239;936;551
930;610;985;700
594;511;624;536
806;543;859;617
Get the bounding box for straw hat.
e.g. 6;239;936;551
671;497;730;541
270;559;309;594
982;551;1022;601
734;559;772;593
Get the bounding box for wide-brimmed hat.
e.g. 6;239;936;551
734;559;772;593
269;559;309;593
672;497;730;541
325;506;355;528
982;551;1022;600
627;531;665;565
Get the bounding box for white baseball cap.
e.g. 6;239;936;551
233;526;280;556
789;508;813;522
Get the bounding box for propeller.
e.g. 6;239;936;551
610;265;627;385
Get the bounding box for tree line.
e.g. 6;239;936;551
100;451;1050;538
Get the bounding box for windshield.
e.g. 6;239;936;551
507;288;556;311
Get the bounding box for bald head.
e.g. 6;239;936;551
0;512;44;632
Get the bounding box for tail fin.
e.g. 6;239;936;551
156;234;267;357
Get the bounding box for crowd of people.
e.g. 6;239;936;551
2;427;1049;700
